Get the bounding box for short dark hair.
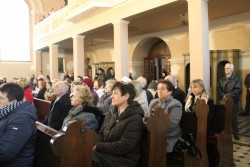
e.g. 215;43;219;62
158;80;175;92
0;83;24;101
112;81;136;104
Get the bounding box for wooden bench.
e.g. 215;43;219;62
171;99;209;167
34;121;97;167
33;98;51;122
139;107;170;167
210;94;234;167
34;108;170;167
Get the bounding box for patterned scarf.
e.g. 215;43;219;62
0;100;25;120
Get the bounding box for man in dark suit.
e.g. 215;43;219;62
44;81;72;130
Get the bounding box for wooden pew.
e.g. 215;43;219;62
210;94;234;167
33;98;51;122
34;121;97;167
139;107;170;167
184;99;209;167
34;107;171;167
172;99;209;167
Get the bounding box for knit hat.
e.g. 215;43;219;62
81;78;93;89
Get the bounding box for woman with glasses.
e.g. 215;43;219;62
92;81;144;167
148;80;182;153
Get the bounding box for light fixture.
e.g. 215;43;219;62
177;12;188;26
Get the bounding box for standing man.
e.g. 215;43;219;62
239;73;250;116
44;81;72;130
218;63;242;140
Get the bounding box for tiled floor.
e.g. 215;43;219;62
233;114;250;167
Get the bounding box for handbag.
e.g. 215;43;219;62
173;133;202;160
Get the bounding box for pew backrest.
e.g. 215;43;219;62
34;98;51;122
34;121;97;167
181;99;209;167
139;107;170;167
211;94;234;167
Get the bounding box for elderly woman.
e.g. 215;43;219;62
61;84;100;131
184;79;214;131
97;79;116;115
132;80;148;117
148;80;182;153
92;81;144;167
185;79;217;167
0;83;37;167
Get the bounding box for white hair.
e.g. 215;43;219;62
225;63;234;71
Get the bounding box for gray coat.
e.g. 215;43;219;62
61;105;99;131
148;96;182;152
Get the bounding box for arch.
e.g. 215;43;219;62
132;37;171;83
217;60;229;83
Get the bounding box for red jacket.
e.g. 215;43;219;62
24;86;34;103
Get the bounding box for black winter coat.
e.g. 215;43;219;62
218;74;242;102
92;101;144;167
0;102;37;167
44;93;72;130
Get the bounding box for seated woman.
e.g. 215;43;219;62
97;79;116;115
0;83;37;166
36;80;47;100
148;80;182;153
132;80;149;117
44;81;54;101
184;79;214;131
184;79;218;167
92;82;144;167
61;84;100;131
18;78;34;102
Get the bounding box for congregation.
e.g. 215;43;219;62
0;63;249;167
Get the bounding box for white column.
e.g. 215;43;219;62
188;0;210;90
73;35;85;79
35;51;42;78
49;44;59;80
112;20;129;81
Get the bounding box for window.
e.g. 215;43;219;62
0;0;30;61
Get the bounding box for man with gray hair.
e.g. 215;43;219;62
44;81;72;130
218;63;242;140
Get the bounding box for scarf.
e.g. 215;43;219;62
0;100;25;120
185;92;209;112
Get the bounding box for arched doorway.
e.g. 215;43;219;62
132;37;170;83
216;60;230;103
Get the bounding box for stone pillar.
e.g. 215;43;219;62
49;44;59;80
35;51;42;78
73;35;85;79
112;20;129;81
187;0;210;91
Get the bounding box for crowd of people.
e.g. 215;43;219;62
0;63;248;166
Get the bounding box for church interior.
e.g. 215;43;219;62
0;0;249;166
